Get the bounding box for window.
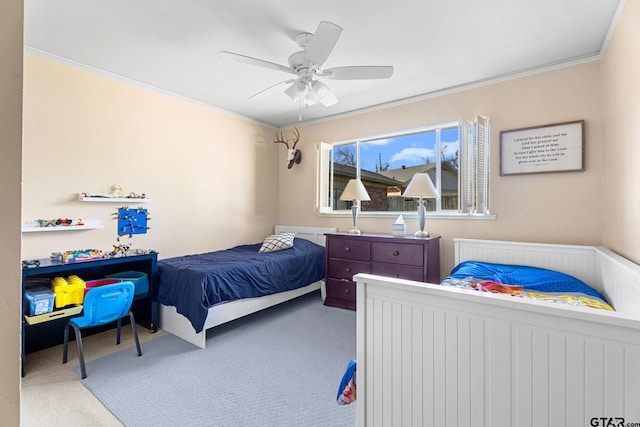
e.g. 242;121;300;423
317;116;489;215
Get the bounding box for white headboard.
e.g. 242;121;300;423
275;225;337;247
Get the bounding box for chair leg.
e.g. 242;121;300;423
74;325;86;379
116;318;122;345
129;311;142;357
62;322;71;364
64;323;87;379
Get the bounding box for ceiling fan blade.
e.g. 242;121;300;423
304;21;343;66
249;79;295;101
218;51;295;75
323;66;394;80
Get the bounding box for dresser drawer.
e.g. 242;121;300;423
371;263;425;282
371;242;424;267
327;259;371;281
327;237;371;262
325;279;356;303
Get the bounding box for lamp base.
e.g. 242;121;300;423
414;230;429;238
347;228;362;235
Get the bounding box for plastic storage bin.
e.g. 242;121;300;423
24;305;83;325
51;275;86;308
105;271;148;295
24;289;55;316
84;278;122;295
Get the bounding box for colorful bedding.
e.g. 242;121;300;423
337;359;357;405
441;261;614;311
157;238;326;333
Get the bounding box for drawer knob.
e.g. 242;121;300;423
344;289;350;294
393;250;400;256
345;267;351;272
344;246;351;252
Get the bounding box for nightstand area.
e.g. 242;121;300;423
324;233;441;310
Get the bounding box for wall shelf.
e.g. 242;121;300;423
79;194;151;203
22;220;103;233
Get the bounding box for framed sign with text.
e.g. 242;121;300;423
499;120;584;176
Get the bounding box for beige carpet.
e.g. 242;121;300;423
20;325;162;427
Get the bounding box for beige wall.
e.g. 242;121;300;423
602;0;640;264
0;0;23;424
280;62;604;274
22;54;281;260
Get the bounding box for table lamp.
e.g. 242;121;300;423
402;173;438;237
339;179;371;235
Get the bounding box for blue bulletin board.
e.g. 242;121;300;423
117;207;149;236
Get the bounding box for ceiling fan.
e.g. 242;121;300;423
219;21;394;108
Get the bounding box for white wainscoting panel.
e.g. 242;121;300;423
356;275;640;427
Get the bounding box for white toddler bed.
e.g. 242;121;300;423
159;225;336;348
355;238;640;427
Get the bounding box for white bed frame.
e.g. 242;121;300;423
159;225;336;348
355;238;640;427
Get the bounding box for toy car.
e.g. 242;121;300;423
22;259;41;268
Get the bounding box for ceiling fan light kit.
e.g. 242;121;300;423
219;20;394;114
284;79;309;102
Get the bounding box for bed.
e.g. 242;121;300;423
354;238;640;427
158;225;336;348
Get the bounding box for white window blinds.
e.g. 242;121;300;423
459;115;490;214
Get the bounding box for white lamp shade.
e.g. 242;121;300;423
403;173;438;198
339;179;371;201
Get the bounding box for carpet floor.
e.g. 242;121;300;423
74;292;357;426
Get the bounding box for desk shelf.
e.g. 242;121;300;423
22;253;158;376
79;194;151;203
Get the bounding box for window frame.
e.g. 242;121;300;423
316;117;492;219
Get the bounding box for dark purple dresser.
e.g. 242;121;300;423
324;233;441;310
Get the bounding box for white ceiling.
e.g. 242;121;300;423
24;0;623;129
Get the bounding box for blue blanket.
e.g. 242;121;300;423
157;238;325;333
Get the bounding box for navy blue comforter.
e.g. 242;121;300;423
157;238;325;333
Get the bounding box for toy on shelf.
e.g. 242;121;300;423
113;184;124;198
50;249;106;264
33;218;82;228
128;248;157;255
115;207;151;237
109;238;132;258
51;275;86;308
22;259;41;269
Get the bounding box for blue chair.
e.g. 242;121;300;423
63;281;142;379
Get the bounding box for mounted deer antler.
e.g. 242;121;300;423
274;127;302;169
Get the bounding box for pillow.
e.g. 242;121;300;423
258;232;296;253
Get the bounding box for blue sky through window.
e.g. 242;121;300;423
360;127;459;172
